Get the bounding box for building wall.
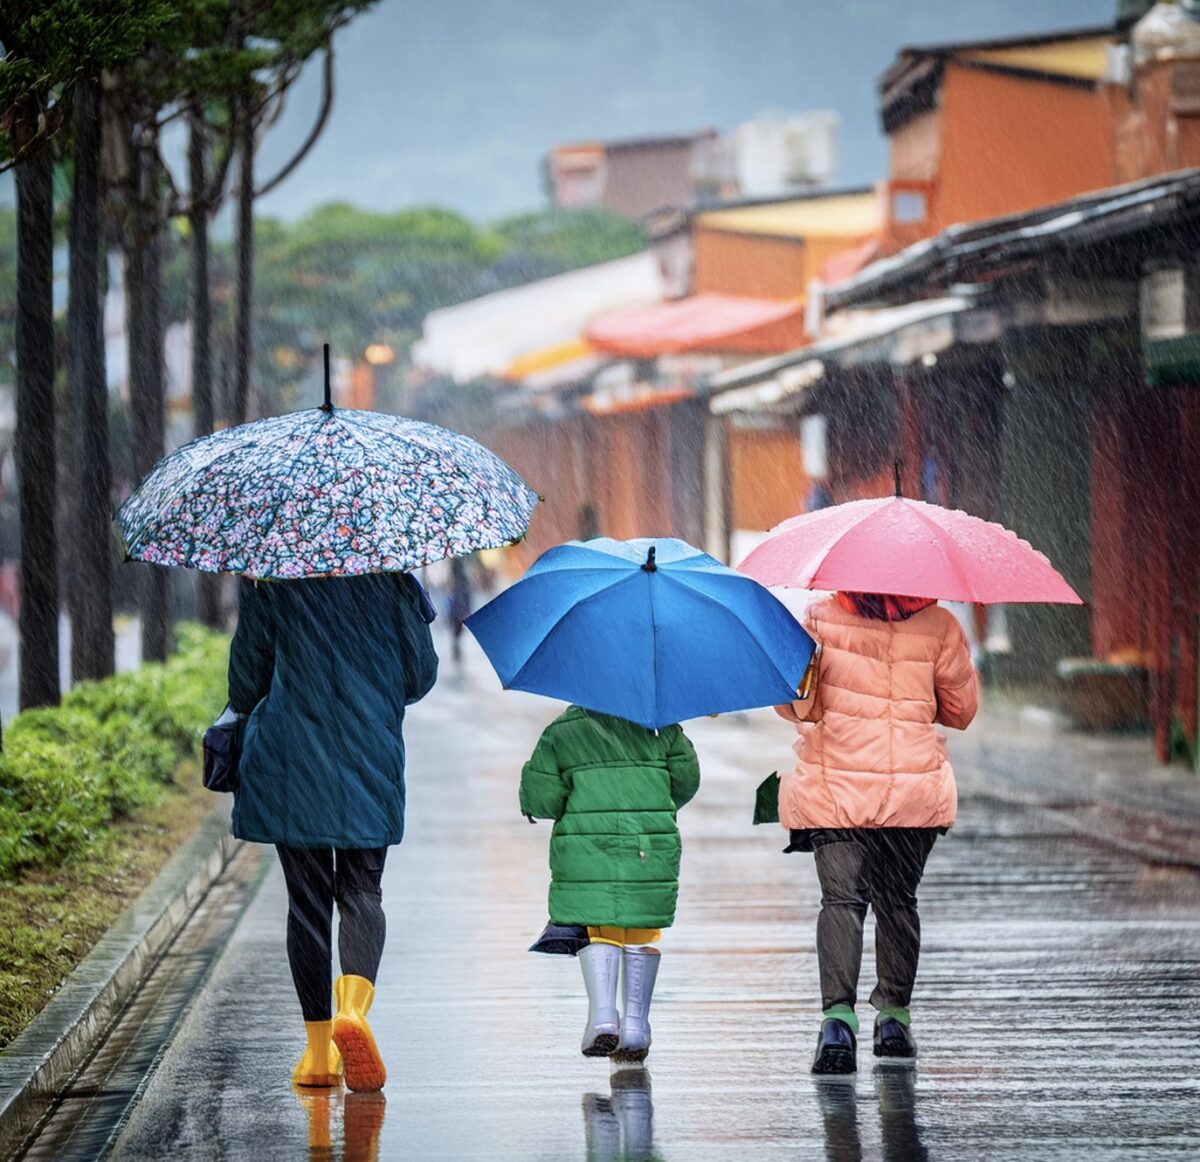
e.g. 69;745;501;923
1090;377;1200;758
727;421;809;532
602;142;697;219
485;417;587;574
1111;58;1200;183
932;64;1115;235
693;228;807;298
888;107;941;183
996;327;1095;684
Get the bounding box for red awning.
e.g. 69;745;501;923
586;293;806;358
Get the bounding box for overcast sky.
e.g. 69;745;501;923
249;0;1114;223
1;0;1116;224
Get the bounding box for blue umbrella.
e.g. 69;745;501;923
466;537;815;729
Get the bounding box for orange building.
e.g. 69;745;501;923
873;28;1116;254
691;189;881;297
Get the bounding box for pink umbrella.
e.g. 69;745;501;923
737;496;1083;604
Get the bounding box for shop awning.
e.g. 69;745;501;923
412;251;663;383
586;293;807;358
501;338;592;379
705;296;976;414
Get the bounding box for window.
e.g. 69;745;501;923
892;189;927;224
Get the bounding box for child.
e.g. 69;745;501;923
521;704;700;1061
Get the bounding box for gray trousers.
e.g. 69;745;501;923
811;829;938;1012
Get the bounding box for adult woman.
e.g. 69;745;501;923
229;572;438;1092
775;591;978;1074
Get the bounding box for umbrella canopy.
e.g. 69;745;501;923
117;406;538;579
738;496;1082;604
466;537;815;730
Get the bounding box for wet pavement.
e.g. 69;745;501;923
45;633;1200;1158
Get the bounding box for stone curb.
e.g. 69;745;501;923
0;804;239;1157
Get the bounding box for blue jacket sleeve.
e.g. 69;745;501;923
396;574;439;705
228;580;274;713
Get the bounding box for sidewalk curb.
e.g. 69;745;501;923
0;804;240;1157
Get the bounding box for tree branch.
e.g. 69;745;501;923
204;99;238;207
0;104;64;173
252;44;334;199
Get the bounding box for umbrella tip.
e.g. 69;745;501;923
894;460;902;498
642;545;657;573
321;343;333;412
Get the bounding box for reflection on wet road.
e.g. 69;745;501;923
107;638;1200;1160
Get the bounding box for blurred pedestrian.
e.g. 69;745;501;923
774;590;978;1074
228;572;438;1092
448;555;473;663
521;706;700;1063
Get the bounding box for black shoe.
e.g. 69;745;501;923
873;1015;917;1058
812;1018;857;1074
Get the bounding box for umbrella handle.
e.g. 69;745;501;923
321;343;333;412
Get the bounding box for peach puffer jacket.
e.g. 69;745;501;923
774;596;979;830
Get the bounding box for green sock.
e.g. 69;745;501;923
878;1006;911;1026
822;1004;859;1035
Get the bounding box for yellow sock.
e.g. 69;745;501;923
586;926;662;947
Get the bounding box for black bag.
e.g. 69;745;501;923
528;921;590;956
202;707;247;793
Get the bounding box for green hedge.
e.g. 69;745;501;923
0;624;229;880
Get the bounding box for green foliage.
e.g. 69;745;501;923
490;208;646;287
170;204;647;413
0;1;175;162
0;624;229;879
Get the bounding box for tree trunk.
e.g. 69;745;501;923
14;122;61;709
231;103;254;426
68;75;115;682
188;110;222;629
128;126;170;662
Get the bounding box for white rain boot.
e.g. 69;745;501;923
613;947;660;1063
579;942;622;1056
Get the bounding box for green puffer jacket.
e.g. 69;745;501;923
520;705;701;929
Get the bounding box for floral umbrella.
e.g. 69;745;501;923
116;384;538;580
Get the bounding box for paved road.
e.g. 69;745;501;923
99;635;1200;1159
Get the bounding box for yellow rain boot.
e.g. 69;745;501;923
292;1019;343;1088
333;975;387;1092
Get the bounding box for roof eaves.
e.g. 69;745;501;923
950;57;1101;91
827;169;1200;309
700;296;973;397
879;24;1112;127
693;185;877;215
893;24;1113;64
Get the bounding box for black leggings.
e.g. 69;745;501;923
276;845;388;1022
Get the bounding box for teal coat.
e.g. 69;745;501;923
520;706;700;929
228;573;438;848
